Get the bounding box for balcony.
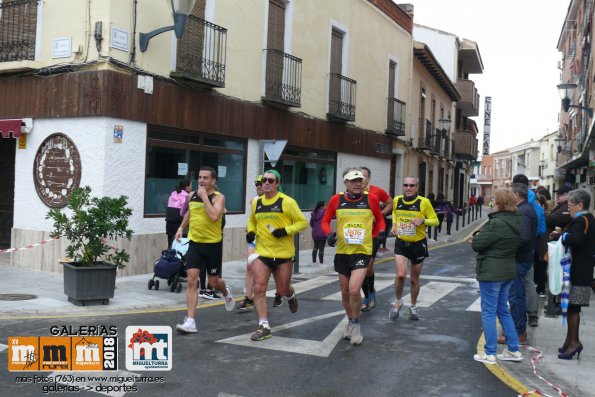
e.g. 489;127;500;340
431;128;441;155
385;98;406;137
171;16;227;88
262;49;302;108
477;174;493;184
443;137;450;158
327;73;356;122
454;128;478;160
0;0;38;63
417;119;432;149
456;78;479;117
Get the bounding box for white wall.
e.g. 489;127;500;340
413;26;457;82
336;153;391;192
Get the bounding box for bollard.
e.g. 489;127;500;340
467;204;471;224
293;233;300;274
456;211;459;232
462;207;466;227
479;205;482;218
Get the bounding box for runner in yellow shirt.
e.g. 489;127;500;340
389;176;438;321
246;170;307;341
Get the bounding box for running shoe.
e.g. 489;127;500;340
251;325;272;341
343;322;354;340
389;300;402;321
273;293;283;307
361;298;370;312
368;291;377;309
200;290;219;300
409;305;420;321
288;292;299;313
237;297;254;311
473;352;497;365
350;323;363;345
497;349;523;362
224;286;235;311
175;317;197;333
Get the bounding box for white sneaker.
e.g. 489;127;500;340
473;352;497;365
497;349;523;362
389;300;402;321
343;322;354;340
224;286;235;311
175;317;197;333
350;323;363;345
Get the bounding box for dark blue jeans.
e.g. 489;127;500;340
508;261;533;336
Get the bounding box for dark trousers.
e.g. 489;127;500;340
312;239;326;263
534;259;547;294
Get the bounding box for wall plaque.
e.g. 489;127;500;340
33;133;82;208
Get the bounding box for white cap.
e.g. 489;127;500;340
343;170;364;181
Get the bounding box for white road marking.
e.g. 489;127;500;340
321;278;394;301
216;310;347;357
266;275;336;297
401;281;463;307
218;393;244;397
0;343;7;353
466;297;482;312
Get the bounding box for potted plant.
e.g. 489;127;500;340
46;186;133;306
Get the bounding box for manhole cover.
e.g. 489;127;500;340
0;294;38;301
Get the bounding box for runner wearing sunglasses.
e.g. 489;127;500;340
246;170;307;341
389;176;438;321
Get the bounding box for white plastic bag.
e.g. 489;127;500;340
547;238;564;295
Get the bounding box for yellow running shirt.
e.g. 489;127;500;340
247;192;307;259
392;195;438;242
188;191;223;243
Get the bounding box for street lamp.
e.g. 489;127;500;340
140;0;196;52
437;118;451;138
554;133;571;154
557;83;593;117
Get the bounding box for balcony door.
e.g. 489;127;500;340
329;29;344;114
266;0;286;98
176;0;206;75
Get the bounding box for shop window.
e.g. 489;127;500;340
264;147;336;210
145;127;246;215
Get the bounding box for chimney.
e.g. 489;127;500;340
396;3;414;18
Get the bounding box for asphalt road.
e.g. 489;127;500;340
1;242;518;397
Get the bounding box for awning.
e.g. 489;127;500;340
0;119;22;138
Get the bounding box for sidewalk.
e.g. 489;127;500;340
0;207;592;396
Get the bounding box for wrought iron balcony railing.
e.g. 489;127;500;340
386;98;406;137
431;128;441;154
172;15;227;88
327;73;356;122
262;49;302;107
418;119;432;149
444;137;450;158
0;0;39;62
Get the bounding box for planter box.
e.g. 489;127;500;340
62;262;117;306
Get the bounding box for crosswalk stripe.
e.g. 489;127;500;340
399;281;463;308
0;343;7;353
466;297;482;312
320;278;394;301
267;275;335;297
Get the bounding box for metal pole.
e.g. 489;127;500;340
456;210;460;231
462;206;466;228
293;233;300;274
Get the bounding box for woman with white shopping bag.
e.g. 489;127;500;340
554;190;595;360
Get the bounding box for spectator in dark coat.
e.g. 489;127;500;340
310;201;327;267
558;190;595;359
507;183;537;343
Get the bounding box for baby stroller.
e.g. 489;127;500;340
148;238;189;293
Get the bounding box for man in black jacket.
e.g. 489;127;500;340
546;186;572;235
508;183;537;343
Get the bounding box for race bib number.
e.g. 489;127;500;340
397;221;416;236
343;222;365;244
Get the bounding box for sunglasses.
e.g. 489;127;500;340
254;181;262;187
262;177;277;184
403;184;417;188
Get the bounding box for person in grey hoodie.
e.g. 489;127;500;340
472;189;524;364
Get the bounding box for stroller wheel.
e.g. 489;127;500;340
154;280;160;290
167;278;172;286
170;282;176;293
176;283;182;293
148;279;154;290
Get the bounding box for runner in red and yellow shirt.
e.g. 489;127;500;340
322;168;385;345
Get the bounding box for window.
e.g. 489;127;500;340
264;147;336;210
145;127;246;215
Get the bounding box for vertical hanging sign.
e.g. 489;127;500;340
483;97;491;155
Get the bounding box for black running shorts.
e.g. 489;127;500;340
257;256;292;270
334;254;371;276
394;238;428;265
186;240;222;275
